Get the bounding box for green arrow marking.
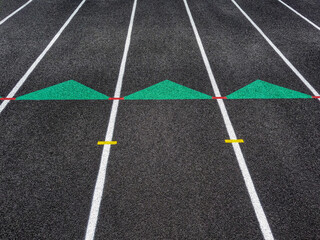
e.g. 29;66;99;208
227;80;312;99
16;80;109;100
124;80;212;100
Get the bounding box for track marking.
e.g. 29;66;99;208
277;0;320;31
227;80;312;99
108;97;124;100
84;0;137;239
97;141;117;145
183;0;274;239
312;96;320;99
212;96;227;99
0;0;33;26
124;80;212;100
0;0;87;114
16;80;109;100
0;98;16;100
225;139;244;143
231;0;320;102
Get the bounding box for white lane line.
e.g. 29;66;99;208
84;0;137;239
277;0;320;31
183;0;274;239
0;0;87;114
231;0;320;100
0;0;33;26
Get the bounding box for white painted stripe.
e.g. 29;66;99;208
277;0;320;31
0;0;33;26
181;3;222;98
183;0;274;239
0;0;87;114
84;0;137;239
231;0;320;100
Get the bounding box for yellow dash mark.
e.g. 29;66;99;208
97;141;117;145
225;139;244;143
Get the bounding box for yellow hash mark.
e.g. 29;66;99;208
225;139;244;143
97;141;117;145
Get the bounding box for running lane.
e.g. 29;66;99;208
187;0;320;239
278;0;320;25
94;0;263;238
0;0;29;20
0;0;81;95
233;0;320;92
0;0;133;239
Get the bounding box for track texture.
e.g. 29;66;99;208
1;0;319;239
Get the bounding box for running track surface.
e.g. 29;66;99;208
1;0;320;239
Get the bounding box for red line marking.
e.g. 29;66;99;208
312;96;320;98
108;97;124;100
212;96;227;99
0;98;16;100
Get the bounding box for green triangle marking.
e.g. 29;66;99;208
124;80;212;100
227;80;312;99
16;80;109;100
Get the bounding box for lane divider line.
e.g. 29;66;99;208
84;0;137;239
97;141;117;145
183;0;274;239
0;0;33;26
108;97;124;100
0;0;87;115
225;139;244;143
277;0;320;31
231;0;320;102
